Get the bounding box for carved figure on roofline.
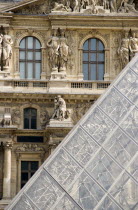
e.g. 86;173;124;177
103;0;110;9
52;2;68;12
117;32;129;69
81;0;89;9
110;0;117;12
51;0;137;13
118;0;138;13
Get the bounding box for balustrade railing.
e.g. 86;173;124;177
71;81;111;89
1;79;111;92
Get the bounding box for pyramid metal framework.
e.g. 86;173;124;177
7;55;138;210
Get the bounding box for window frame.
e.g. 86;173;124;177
24;107;37;129
16;154;41;192
19;36;41;79
83;38;105;80
21;160;39;188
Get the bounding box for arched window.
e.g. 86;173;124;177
19;37;41;79
24;108;37;129
83;38;105;80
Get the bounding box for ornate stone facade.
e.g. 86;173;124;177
0;0;137;209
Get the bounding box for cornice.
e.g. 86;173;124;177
15;129;45;135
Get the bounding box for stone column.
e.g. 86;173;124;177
3;140;13;199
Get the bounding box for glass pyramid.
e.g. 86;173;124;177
7;55;138;210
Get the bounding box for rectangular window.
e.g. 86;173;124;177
21;161;39;188
17;136;43;142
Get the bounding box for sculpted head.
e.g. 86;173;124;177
124;32;128;38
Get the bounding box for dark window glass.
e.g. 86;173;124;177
17;136;43;142
19;36;41;79
24;108;37;129
83;38;105;80
21;161;39;188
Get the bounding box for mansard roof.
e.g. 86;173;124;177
6;54;138;209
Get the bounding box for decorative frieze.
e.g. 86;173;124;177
15;144;45;152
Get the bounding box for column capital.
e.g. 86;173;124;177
4;140;13;150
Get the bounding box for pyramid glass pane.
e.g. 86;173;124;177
6;55;138;210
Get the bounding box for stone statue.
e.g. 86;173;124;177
109;0;117;12
118;0;137;13
0;34;3;68
47;29;60;71
2;34;13;69
52;95;67;121
74;0;80;12
52;2;68;12
118;32;129;68
129;32;138;57
59;37;69;71
103;0;110;9
81;0;90;9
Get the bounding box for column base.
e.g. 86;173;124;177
0;199;11;210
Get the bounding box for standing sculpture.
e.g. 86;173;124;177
59;35;69;72
103;0;110;9
0;34;3;69
118;32;130;69
129;32;138;57
2;34;13;69
47;29;69;74
52;95;67;121
110;0;117;12
0;33;13;70
47;29;60;71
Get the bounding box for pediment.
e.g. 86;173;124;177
1;0;138;15
0;0;49;14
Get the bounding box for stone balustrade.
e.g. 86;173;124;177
0;79;111;94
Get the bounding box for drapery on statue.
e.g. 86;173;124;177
129;31;138;57
2;34;13;68
52;95;67;121
47;29;60;71
52;2;69;12
118;0;137;13
59;36;69;71
103;0;110;10
118;32;130;69
0;34;3;68
47;29;69;73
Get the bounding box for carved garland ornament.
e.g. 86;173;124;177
15;144;45;152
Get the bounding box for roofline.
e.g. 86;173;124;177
0;0;39;12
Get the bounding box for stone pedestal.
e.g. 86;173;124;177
3;140;13;199
0;71;10;79
50;71;66;80
48;119;73;128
